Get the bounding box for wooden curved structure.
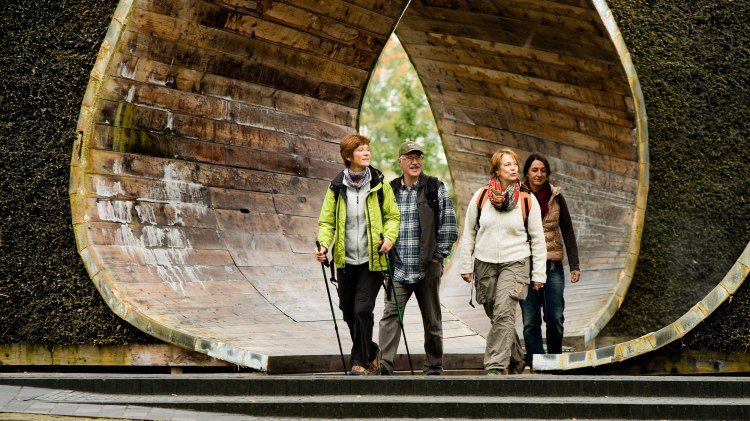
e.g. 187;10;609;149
70;0;647;371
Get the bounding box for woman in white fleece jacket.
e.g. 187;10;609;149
459;149;547;375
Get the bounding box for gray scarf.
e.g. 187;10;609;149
344;167;371;189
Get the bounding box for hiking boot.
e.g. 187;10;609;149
369;345;381;370
365;363;380;376
425;366;442;376
349;365;368;376
509;359;526;374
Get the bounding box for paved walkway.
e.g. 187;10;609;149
0;384;256;420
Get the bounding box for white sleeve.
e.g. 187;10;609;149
527;194;548;283
458;189;482;274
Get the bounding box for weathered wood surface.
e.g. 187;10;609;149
396;0;647;349
0;344;231;367
70;0;647;370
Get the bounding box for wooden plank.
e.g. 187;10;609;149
408;2;608;46
430;91;634;144
99;75;358;144
117;30;362;107
95;245;235;266
220;232;292;252
399;12;617;63
86;149;332;196
88;116;342;179
433;104;636;161
413;0;599;22
406;44;630;95
419;72;632;127
94;86;351;147
155;1;382;64
396;29;625;81
83;173;211;205
105;262;247;284
441;133;634;180
85;221;224;250
411;58;630;111
342;0;407;18
81;198;218;228
0;344;232;367
269;0;398;36
439;127;639;178
214;209;284;236
127;7;372;85
107;52;358;128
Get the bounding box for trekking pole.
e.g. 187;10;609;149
316;241;347;375
380;234;415;375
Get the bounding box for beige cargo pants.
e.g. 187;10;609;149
474;258;529;371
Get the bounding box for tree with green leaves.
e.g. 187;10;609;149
360;35;450;186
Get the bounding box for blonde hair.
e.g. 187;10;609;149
490;148;519;176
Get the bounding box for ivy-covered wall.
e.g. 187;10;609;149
0;0;154;344
0;0;748;351
601;0;750;347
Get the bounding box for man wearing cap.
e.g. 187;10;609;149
378;141;458;375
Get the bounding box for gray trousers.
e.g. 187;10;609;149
378;261;443;374
474;258;529;370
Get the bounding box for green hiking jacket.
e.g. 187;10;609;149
317;167;400;271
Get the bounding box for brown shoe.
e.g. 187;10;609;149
365;363;380;376
369;345;381;371
349;365;368;376
509;359;526;374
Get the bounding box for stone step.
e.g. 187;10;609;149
31;388;749;420
1;374;747;398
1;374;747;420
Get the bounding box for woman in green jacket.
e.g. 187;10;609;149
316;134;400;376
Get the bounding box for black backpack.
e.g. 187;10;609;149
390;175;441;237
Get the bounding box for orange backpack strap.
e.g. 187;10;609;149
520;191;531;222
474;186;490;229
476;186;490;209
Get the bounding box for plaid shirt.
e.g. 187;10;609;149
393;178;458;284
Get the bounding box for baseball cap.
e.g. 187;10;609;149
398;141;424;157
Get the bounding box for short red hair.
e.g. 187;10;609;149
340;134;371;167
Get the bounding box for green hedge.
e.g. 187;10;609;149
0;0;154;344
602;0;750;349
0;0;747;351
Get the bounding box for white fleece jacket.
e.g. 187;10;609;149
458;187;547;283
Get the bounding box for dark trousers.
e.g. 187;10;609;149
521;260;566;366
378;261;444;374
337;263;383;366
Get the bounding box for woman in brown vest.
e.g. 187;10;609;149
520;153;581;369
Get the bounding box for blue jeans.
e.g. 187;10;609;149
521;261;565;366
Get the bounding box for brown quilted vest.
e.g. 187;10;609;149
543;185;564;261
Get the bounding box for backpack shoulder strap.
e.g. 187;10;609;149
474;186;490;229
520;191;532;241
389;177;401;193
520;191;531;223
370;167;385;215
426;176;441;237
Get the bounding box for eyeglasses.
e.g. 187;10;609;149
401;155;424;162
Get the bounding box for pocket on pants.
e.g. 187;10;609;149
507;262;531;302
475;276;490;305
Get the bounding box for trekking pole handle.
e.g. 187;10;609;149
315;240;330;266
